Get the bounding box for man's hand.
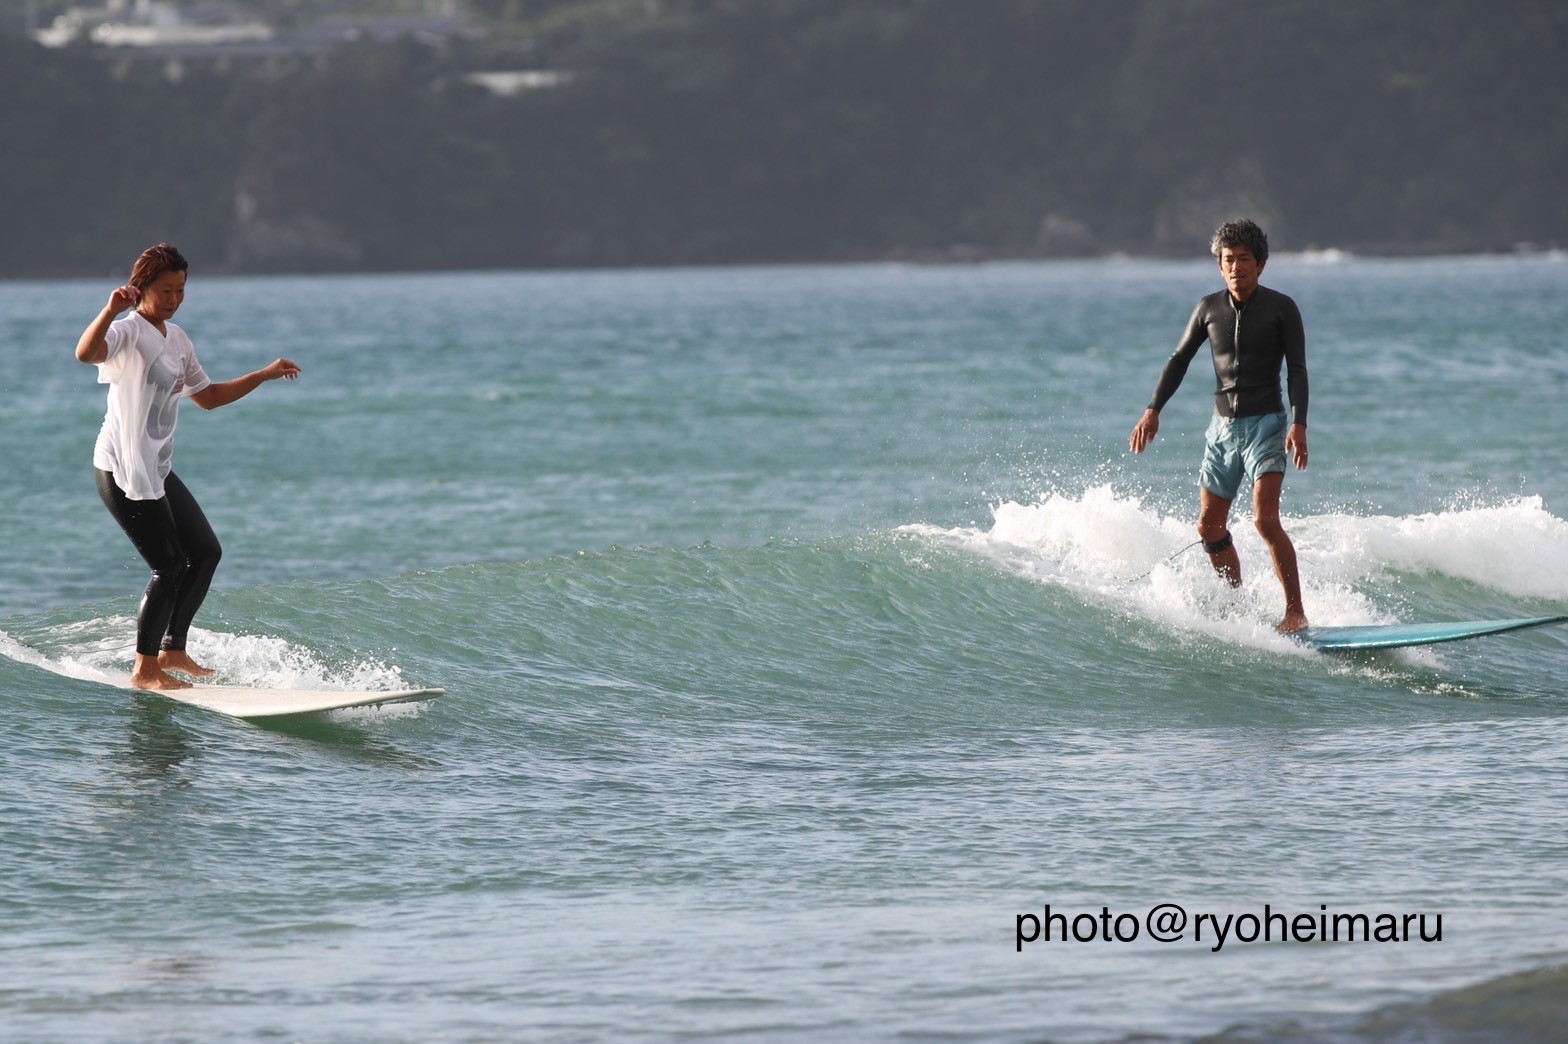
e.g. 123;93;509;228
1287;423;1308;470
1129;409;1160;454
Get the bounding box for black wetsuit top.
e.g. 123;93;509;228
1147;285;1308;425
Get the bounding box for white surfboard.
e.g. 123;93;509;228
2;632;442;719
142;684;445;719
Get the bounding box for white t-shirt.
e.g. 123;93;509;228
92;312;212;501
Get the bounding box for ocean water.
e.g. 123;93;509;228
2;254;1567;1042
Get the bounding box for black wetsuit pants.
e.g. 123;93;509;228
95;469;222;657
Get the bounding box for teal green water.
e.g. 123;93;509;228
3;256;1568;1041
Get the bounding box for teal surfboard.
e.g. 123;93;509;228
1297;615;1568;652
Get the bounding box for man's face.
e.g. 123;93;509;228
1217;245;1263;301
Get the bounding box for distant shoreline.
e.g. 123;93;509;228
879;239;1566;266
9;240;1563;284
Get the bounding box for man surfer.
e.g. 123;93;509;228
1128;219;1309;633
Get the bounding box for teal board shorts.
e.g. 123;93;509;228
1199;411;1289;501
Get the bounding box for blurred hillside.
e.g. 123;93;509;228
3;0;1565;276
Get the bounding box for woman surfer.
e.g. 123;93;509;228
75;243;300;690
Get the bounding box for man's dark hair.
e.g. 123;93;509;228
1210;220;1269;264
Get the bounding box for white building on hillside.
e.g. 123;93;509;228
35;0;271;48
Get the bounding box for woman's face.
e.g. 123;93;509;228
138;269;186;323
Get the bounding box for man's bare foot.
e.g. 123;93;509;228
130;668;193;691
159;650;215;678
1276;610;1309;634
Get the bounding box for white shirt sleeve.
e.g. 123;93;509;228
177;329;211;396
97;321;130;385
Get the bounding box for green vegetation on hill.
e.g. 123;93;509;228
3;0;1565;276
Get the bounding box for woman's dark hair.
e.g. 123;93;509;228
129;243;188;291
1209;220;1269;264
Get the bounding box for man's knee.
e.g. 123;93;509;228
1197;518;1229;544
1197;515;1234;554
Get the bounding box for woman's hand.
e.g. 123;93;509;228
262;358;302;381
77;285;141;364
191;359;302;410
107;284;141;315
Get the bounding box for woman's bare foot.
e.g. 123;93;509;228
130;667;192;690
159;649;215;678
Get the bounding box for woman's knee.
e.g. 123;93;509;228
189;538;222;575
149;555;189;589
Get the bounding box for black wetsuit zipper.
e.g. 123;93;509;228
1146;285;1309;425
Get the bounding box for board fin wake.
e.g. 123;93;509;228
144;684;445;718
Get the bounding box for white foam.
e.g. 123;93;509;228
899;486;1568;655
1;622;126;686
188;628;409;691
3;618;409;693
1;628;122;685
1287;247;1354;264
1305;495;1568;601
